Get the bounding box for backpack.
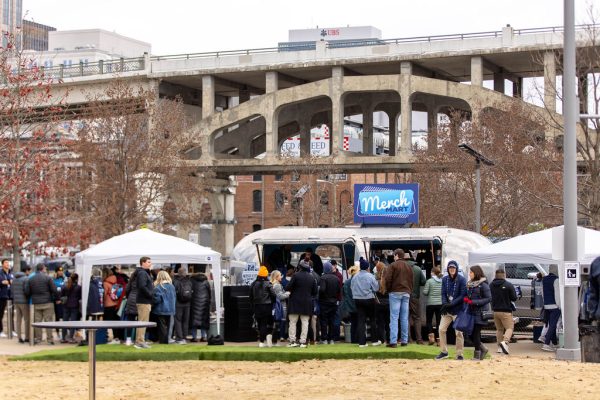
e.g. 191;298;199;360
177;278;193;303
110;283;124;302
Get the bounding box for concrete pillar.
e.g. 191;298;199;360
385;108;399;156
400;62;412;155
208;178;237;257
493;72;505;94
470;56;483;87
362;104;374;155
513;77;523;98
299;119;312;156
239;87;250;103
265;102;279;157
578;72;588;114
202;75;215;119
266;71;279;93
544;51;557;113
330;66;345;156
427;104;438;152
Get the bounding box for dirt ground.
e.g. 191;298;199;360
1;354;599;400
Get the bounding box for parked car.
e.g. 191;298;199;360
501;263;548;328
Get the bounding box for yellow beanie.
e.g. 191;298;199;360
258;266;269;278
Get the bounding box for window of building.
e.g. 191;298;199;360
252;190;262;212
275;191;285;211
274;174;283;181
291;173;300;182
252;175;262;182
252;224;262;232
319;191;329;209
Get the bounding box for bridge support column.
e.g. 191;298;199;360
426;102;439;152
361;104;374;155
330;66;344;156
493;72;505;94
513;77;523;98
265;103;279;157
207;178;237;257
239;87;251;104
544;51;557;113
382;105;400;156
400;62;413;155
266;71;279;93
202;75;215;119
470;56;483;87
299;119;312;156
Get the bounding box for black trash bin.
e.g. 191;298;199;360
223;286;256;342
580;325;600;363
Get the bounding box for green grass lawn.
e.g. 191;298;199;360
11;343;474;363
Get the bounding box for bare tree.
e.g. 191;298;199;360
72;78;211;241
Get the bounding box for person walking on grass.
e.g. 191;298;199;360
490;269;517;355
249;266;276;347
435;260;466;360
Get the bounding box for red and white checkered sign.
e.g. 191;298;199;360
343;136;349;151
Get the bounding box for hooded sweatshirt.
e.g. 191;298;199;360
490;278;517;312
423;275;442;306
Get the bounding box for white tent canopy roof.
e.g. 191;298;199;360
75;228;222;332
469;225;600;265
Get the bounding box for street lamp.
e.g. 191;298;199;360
458;143;494;233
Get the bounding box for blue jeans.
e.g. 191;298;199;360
389;292;410;344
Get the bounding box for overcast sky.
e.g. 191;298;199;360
23;0;594;56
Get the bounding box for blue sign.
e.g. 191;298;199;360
353;184;419;225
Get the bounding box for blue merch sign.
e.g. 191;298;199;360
353;183;419;225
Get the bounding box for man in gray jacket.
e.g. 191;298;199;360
11;268;31;343
24;264;58;344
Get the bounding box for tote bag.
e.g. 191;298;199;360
454;304;474;336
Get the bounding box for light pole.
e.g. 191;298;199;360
317;178;338;227
458;143;494;234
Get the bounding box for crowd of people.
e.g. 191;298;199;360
0;257;212;349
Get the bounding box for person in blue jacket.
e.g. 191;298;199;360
152;270;176;344
435;260;467;360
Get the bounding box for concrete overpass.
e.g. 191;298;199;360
36;24;598;255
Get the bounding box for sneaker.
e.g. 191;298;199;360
299;343;307;348
108;339;120;345
371;340;382;346
319;340;328;345
47;341;55;345
358;344;368;348
0;332;6;338
258;342;267;348
499;341;509;355
541;344;556;352
287;342;299;348
400;342;408;347
329;340;335;345
434;352;449;360
125;338;133;346
266;334;273;348
18;338;24;344
175;339;186;345
386;343;397;348
168;339;176;344
134;342;150;349
497;346;503;353
416;339;424;345
190;338;199;343
456;355;464;361
538;335;546;344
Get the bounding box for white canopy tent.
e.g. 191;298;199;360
468;225;600;265
75;228;222;334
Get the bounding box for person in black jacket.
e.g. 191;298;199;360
173;266;193;344
190;272;211;342
464;265;492;360
318;262;341;344
286;260;318;348
134;256;154;349
24;264;58;344
249;266;276;347
490;269;517;355
11;269;30;343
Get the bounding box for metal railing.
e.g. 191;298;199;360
32;23;599;80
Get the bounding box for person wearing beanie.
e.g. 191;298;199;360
351;258;381;347
173;265;193;344
249;266;276;347
319;262;341;344
286;259;318;348
435;260;467;360
383;249;414;347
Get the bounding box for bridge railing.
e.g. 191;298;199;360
40;57;146;80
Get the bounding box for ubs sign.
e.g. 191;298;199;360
353;184;419;225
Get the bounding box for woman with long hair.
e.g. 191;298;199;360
465;265;492;360
423;266;443;345
152;270;176;344
270;270;290;345
62;273;81;343
374;261;390;344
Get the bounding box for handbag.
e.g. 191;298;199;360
272;298;284;321
454;304;474;336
